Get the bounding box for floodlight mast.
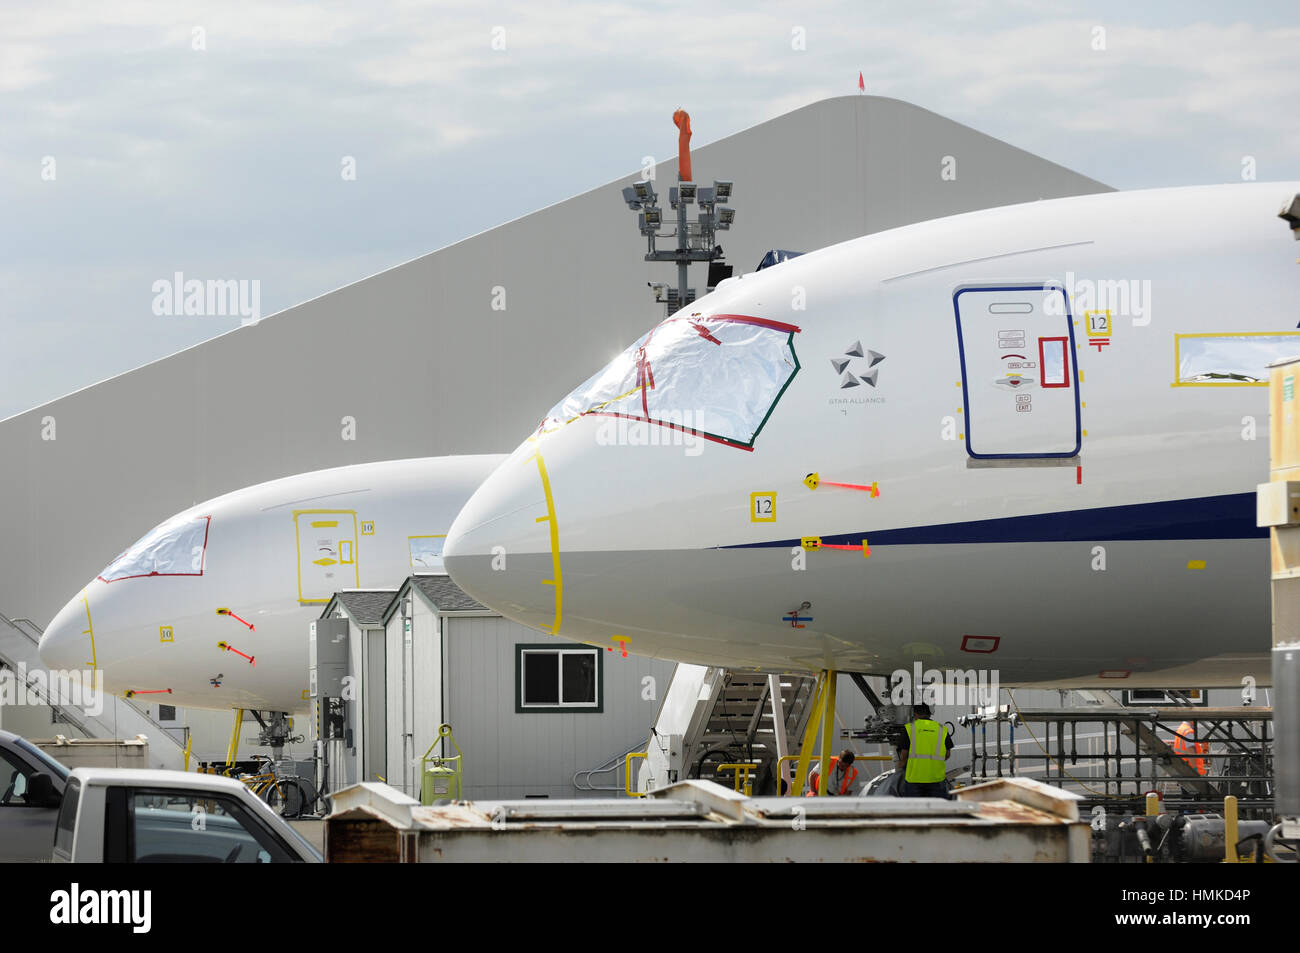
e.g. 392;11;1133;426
622;110;735;315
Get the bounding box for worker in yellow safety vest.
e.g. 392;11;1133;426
806;749;859;796
897;703;953;798
1171;721;1208;776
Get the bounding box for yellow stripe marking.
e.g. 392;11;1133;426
544;384;647;431
1187;560;1206;570
310;520;338;528
592;384;646;411
81;592;97;671
532;449;564;635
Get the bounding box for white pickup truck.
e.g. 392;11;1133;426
52;767;321;863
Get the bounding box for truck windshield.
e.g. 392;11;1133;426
539;313;801;450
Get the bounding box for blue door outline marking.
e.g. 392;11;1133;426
953;283;1083;459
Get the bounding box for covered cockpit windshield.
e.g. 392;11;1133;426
99;514;210;582
540;313;801;449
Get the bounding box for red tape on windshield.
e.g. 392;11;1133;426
668;313;801;334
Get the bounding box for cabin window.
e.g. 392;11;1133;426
408;536;444;570
516;645;602;713
539;314;801;450
1039;337;1070;387
1174;332;1300;386
99;515;210;582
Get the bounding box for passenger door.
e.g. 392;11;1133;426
294;510;359;604
954;283;1082;458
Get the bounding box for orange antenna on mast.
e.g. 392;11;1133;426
672;108;692;182
619;108;733;316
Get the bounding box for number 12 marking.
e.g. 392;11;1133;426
750;491;777;523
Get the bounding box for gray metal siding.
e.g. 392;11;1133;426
410;597;442;776
363;628;386;784
444;617;677;799
340;618;365;788
383;612;406;791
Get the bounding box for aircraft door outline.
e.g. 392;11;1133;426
293;509;360;604
954;283;1082;459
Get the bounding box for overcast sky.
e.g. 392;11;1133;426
2;0;1298;419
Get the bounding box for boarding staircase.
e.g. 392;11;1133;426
0;611;189;771
640;666;818;795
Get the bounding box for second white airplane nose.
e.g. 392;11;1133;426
38;591;97;672
443;444;566;634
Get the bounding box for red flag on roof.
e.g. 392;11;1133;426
858;72;865;92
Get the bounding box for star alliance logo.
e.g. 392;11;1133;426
830;341;885;388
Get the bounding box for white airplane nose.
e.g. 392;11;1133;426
444;445;566;633
39;591;97;672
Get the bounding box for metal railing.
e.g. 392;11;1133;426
963;702;1274;815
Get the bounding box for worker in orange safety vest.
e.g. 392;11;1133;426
806;749;859;796
1170;720;1208;776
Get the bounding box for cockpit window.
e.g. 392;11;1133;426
540;313;801;450
99;515;211;583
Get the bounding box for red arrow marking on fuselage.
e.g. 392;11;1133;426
821;541;872;556
821;480;880;498
218;641;256;665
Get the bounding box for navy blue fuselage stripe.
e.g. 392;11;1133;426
721;493;1266;549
